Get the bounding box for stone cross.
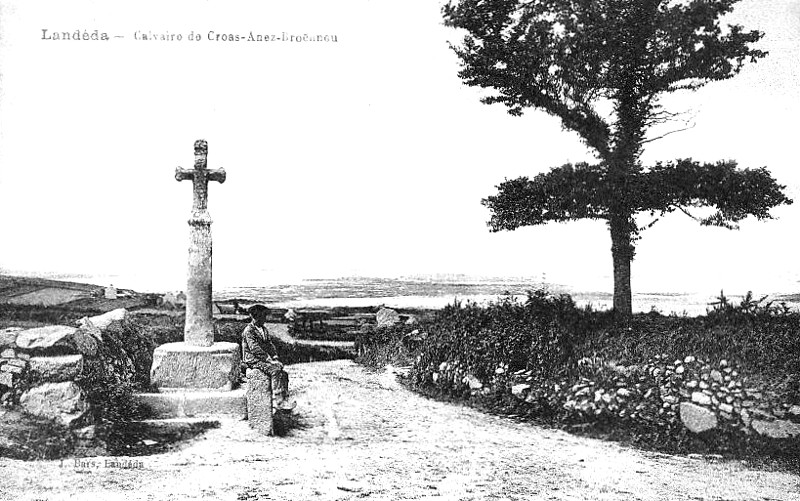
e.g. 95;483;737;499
175;139;226;347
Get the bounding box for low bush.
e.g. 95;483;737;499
78;318;154;425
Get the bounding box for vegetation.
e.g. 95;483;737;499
357;290;800;461
443;0;792;314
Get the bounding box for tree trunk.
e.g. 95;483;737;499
609;215;634;315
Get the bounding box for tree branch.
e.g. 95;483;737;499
641;122;696;144
678;206;700;221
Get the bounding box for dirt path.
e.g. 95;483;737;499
1;360;798;501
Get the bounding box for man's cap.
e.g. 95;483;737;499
247;304;269;316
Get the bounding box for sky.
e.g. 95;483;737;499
0;0;799;295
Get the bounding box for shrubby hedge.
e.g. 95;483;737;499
356;290;800;458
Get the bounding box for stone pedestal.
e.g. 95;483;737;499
150;342;240;391
134;389;247;419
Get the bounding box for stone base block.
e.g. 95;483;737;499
150;342;240;391
246;369;273;436
134;389;247;419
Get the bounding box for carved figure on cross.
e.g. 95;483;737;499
175;139;226;212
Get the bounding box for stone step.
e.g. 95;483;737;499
134;389;247;419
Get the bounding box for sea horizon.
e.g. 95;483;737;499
4;270;793;317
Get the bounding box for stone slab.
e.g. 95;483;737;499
134;389;247;419
82;308;128;332
246;369;273;436
29;355;84;383
150;342;240;391
752;418;800;439
15;325;77;350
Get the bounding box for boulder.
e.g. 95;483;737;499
751;419;800;439
28;355;85;383
680;402;718;433
79;308;128;332
376;307;401;328
20;382;90;428
0;372;13;387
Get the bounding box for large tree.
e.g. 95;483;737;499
443;0;792;314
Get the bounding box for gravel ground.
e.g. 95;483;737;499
1;360;798;501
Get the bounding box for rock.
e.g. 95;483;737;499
0;372;13;387
375;308;401;327
719;359;728;367
710;370;723;383
20;382;90;428
691;392;712;406
463;374;482;390
718;403;734;414
432;372;439;383
1;364;24;374
789;405;800;417
404;315;418;325
675;365;685;374
1;348;15;358
246;369;273;436
76;318;103;342
751;419;800;439
740;409;752;426
0;328;21;348
70;329;98;356
684;356;696;364
616;388;631;398
686;380;698;389
284;309;297;322
15;325;77;350
81;308;128;331
680;402;718;433
511;384;530;396
28;355;85;383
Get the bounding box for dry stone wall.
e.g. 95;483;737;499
0;309;133;432
504;354;800;440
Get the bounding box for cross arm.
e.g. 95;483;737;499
175;167;194;182
208;168;226;184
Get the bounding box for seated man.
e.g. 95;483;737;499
241;304;294;410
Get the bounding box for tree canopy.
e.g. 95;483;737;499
444;0;792;314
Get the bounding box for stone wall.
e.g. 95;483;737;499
0;309;132;436
504;354;800;440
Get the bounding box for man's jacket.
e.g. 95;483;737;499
241;322;280;367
